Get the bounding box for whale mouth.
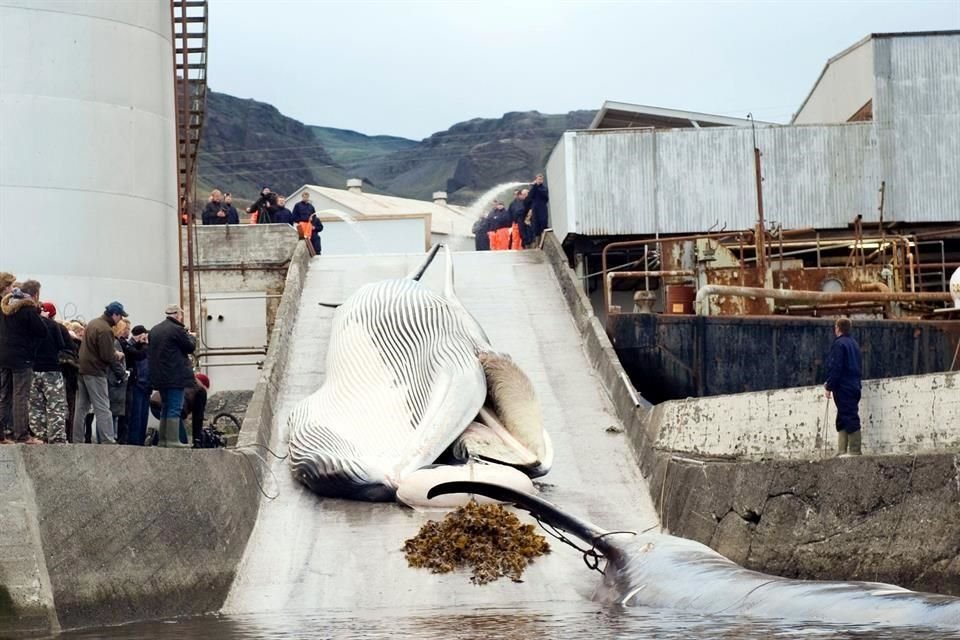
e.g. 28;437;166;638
448;352;553;477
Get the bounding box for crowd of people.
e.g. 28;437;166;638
0;273;210;448
201;187;324;255
473;174;549;251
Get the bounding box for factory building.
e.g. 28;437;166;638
545;31;960;320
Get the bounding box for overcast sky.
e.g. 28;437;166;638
208;0;959;140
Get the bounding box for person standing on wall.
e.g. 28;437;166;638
472;212;491;251
293;191;316;239
73;301;127;444
507;188;528;250
524;174;549;245
222;193;240;224
146;305;196;448
824;316;863;456
308;213;324;256
0;280;47;444
201;189;227;225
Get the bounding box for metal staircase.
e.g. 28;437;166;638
172;0;208;221
171;0;208;328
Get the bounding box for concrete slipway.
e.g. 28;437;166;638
224;247;658;613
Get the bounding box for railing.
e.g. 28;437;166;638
171;0;209;331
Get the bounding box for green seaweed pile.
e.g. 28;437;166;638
404;500;551;584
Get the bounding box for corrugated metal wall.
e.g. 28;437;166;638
558;123;879;235
875;35;960;223
548;35;960;238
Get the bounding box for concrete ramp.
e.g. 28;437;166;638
224;250;657;613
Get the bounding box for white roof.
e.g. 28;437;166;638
289;185;476;238
589;100;775;130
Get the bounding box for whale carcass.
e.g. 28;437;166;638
429;481;960;629
287;246;553;502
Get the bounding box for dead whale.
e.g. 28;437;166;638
428;481;960;629
287;246;553;502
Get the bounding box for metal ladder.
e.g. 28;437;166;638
171;0;208;221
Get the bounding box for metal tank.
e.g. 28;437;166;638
0;0;178;323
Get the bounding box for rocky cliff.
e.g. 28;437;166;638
198;91;594;206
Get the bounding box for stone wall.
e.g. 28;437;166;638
0;444;260;635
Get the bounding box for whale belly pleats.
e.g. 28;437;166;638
288;279;487;500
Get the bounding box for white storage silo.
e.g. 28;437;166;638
0;0;179;324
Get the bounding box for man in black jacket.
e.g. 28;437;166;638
0;280;47;444
201;189;229;225
222;193;240;224
146;304;197;448
29;302;72;443
292;191;316;223
524;174;549;244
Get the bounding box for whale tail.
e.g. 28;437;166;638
427;481;616;555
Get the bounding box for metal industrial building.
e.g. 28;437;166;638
545;31;960;320
546;31;960;242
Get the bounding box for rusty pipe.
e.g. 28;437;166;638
606;270;695;311
600;230;744;313
859;282;890;293
695;284;952;316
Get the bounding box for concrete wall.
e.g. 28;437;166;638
182;224;300;391
0;444;261;635
651;372;960;460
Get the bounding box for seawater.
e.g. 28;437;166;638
54;603;960;639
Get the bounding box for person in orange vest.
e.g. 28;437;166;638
507;188;529;249
292;191;316;240
486;201;512;251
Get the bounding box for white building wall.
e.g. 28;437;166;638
0;1;179;322
792;38;874;124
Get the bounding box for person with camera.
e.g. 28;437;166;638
201;189;228;225
124;325;150;447
247;187;278;224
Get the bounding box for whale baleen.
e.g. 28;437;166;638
428;481;960;629
287;246;553;502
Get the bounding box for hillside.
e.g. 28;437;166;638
309;126;417;168
197;90;595;207
350;110;596;204
196;91;348;203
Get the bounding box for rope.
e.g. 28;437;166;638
533;517;637;575
227;446;283;500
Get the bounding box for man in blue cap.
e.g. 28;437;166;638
72;301;127;444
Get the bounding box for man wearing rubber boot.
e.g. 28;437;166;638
146;305;196;448
824;317;863;456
